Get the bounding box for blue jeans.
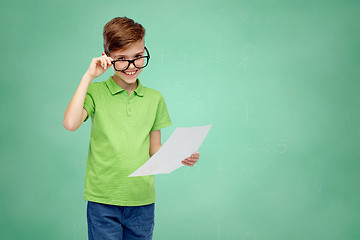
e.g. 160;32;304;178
87;201;155;240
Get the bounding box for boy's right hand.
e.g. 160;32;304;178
85;52;114;79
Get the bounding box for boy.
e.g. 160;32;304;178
63;17;200;240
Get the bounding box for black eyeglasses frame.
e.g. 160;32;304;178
110;47;150;71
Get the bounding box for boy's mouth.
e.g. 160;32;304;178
122;70;137;76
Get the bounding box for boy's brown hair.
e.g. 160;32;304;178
103;17;146;56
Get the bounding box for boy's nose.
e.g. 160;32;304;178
128;62;137;70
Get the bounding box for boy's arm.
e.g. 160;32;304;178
63;54;113;131
149;130;162;157
63;73;94;131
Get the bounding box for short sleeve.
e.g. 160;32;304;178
83;83;95;122
151;93;172;131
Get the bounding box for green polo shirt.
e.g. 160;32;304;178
82;76;172;206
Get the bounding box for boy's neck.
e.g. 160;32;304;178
112;74;138;95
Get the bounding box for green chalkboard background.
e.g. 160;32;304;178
1;0;359;239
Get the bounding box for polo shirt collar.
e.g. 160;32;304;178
105;76;144;97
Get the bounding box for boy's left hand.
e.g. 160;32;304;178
182;152;200;167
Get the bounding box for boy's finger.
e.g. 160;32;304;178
101;58;106;68
184;159;195;164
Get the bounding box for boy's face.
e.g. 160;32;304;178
109;39;145;85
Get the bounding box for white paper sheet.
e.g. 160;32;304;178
129;124;212;177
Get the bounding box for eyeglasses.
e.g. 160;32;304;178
111;47;150;71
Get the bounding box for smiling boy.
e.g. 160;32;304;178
63;17;199;240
